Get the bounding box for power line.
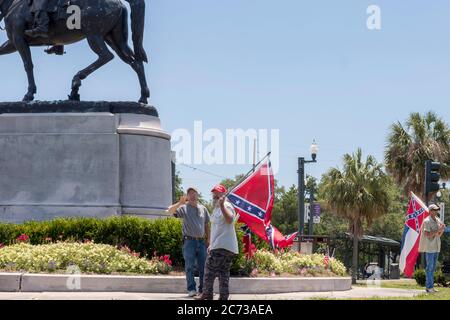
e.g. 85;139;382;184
179;163;227;179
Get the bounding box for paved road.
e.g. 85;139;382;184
0;287;423;300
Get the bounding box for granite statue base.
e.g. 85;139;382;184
0;101;172;223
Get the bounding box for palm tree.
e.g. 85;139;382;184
385;111;450;199
321;149;391;284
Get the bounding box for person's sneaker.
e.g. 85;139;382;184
188;290;197;297
426;288;436;293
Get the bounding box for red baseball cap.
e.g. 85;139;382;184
211;184;227;193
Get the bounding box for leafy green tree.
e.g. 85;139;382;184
436;188;450;264
272;185;299;234
366;180;406;241
312;210;348;237
174;171;184;201
321;149;391;284
219;174;245;192
385;111;450;199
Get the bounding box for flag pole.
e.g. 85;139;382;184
225;151;271;197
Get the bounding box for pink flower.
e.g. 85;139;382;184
0;243;4;249
120;245;131;252
159;254;172;266
44;237;52;242
16;234;29;242
250;268;259;278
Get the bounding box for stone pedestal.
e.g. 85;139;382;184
0;101;172;223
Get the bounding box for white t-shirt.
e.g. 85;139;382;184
210;201;239;254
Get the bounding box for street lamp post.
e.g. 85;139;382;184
297;141;318;242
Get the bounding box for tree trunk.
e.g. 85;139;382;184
352;232;359;285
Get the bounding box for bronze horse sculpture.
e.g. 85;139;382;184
0;0;150;104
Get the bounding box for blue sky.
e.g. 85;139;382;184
2;1;450;198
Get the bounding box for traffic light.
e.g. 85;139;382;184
424;160;441;197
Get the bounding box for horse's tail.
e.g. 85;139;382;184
123;0;148;63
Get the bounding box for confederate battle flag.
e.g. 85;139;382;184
399;192;429;278
227;155;298;249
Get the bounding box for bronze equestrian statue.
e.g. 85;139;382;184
0;0;150;104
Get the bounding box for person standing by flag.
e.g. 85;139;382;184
167;187;210;298
419;204;446;293
196;184;239;301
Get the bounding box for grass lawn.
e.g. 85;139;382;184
343;280;450;300
378;280;450;300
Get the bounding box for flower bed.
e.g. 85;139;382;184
0;242;172;275
239;250;347;277
0;219;349;278
0;217;184;267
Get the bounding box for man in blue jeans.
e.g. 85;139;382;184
419;204;446;293
168;187;210;297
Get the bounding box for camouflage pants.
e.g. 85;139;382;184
202;249;236;300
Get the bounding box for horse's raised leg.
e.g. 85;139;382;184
69;35;114;101
0;40;17;56
12;36;36;102
106;37;150;104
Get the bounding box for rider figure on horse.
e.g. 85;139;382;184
25;0;64;55
25;0;49;38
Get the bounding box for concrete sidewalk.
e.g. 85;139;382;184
0;273;351;293
0;286;423;300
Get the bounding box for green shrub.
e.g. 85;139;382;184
435;270;448;287
414;269;426;286
414;269;448;287
0;217;348;277
0;216;184;267
0;218;268;272
0;242;172;274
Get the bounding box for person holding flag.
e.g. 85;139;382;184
196;184;239;301
196;152;298;300
419;204;446;293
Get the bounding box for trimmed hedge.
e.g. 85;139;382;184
0;216;261;271
0;216;185;267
